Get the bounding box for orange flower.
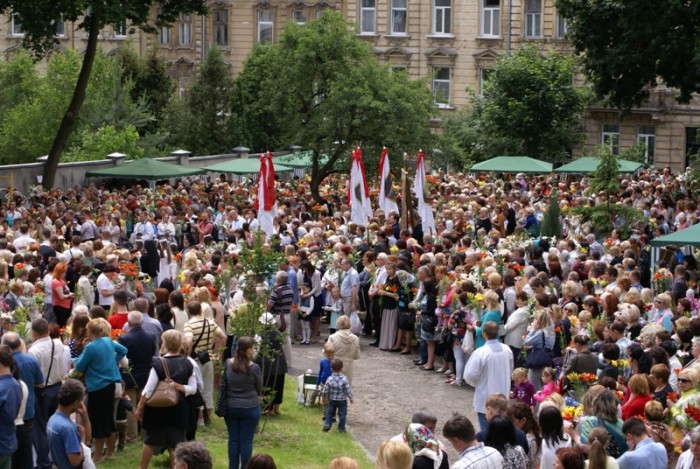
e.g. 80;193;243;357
685;404;700;423
667;392;678;402
174;253;183;261
580;373;597;383
291;304;299;311
111;329;123;340
119;263;139;280
674;368;682;375
14;262;25;270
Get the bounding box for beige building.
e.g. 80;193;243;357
1;1;699;171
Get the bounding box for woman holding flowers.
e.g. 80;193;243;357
378;262;401;351
523;308;555;391
475;290;501;350
670;368;700;442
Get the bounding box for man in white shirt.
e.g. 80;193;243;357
132;211;155;242
12;224;36;251
29;318;67;469
443;414;503;469
96;265;119;310
464;321;513;434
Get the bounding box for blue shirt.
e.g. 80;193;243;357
0;374;22;456
317;358;332;386
12;351;44;419
287;267;299;305
47;411;82;469
617;438;667;469
74;337;127;392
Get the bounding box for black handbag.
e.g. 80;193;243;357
421;315;438;334
191;319;211;365
398;311;415;330
215;359;229;417
525;331;552;369
397;284;414;312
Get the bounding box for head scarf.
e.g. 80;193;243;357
405;424;441;466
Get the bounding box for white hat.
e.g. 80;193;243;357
259;312;276;325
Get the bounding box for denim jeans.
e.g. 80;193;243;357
224;406;261;469
325;399;348;432
420;338;428;363
13;418;33;469
478;412;488;434
34;384;60;469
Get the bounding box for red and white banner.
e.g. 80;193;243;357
349;147;372;227
378;147;399;216
255;151;277;237
414;150;436;236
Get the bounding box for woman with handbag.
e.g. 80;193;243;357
73;317;128;463
523;309;556;391
222;336;262;469
136;329;197;469
418;277;439;371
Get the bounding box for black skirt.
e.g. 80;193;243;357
88;383;116;438
262;373;285;408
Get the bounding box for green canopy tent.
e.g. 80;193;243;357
554;157;643;174
202;158;294;175
86;158;206;188
273;151;330;169
469;156;553;174
650;223;700;249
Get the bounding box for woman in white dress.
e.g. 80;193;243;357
156;239;173;288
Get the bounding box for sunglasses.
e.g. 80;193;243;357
679;378;692;384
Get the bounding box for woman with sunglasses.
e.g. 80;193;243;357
650;293;674;333
669;368;700;442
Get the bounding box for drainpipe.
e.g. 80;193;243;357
201;13;206;62
507;0;513;55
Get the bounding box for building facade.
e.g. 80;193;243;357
1;1;699;171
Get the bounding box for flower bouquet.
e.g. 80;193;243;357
567;372;597;402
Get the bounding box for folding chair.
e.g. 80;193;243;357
302;372;319;406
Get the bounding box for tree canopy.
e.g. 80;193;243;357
0;0;207;187
236;11;435;201
556;0;700;108
440;46;590;168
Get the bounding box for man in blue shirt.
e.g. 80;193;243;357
617;418;667;469
2;332;44;469
0;344;22;469
47;379;91;469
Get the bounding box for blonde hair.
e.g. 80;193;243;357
541;392;565;412
336;315;351;330
195;286;211;304
375;440;413;469
323;342;336;359
87;318;111;338
488;272;502;289
512;367;528;381
628;374;650;395
534;309;553;329
328;457;360;469
561;281;578;298
483;290;500;310
161;329;183;354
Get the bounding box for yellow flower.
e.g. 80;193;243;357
390;245;399;254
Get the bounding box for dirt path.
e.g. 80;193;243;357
287;329;478;463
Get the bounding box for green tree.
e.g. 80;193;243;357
237;11;434;201
0;0;207;188
573;145;643;236
165;46;238;154
63;125;144;162
471;46;590;161
0;52;40;120
556;0;700;109
540;189;562;239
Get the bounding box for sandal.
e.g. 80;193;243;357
421;366;435;371
435;367;447;373
444;378;455;384
450;380;465;387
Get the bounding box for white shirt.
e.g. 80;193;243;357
13;235;36;251
157;221;176;240
541;434;573;469
464;339;513;414
676;449;698;469
28;336;66;386
43;273;53;304
503;306;530;349
132;221;155;241
96;273;116;306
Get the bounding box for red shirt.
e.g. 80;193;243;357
51;279;71;309
622;394;652;420
108;312;129;331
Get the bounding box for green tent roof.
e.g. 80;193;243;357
650;223;700;248
202;158;294;175
273;151;329;169
469;156;553;174
85;158;205;180
554;157;643;174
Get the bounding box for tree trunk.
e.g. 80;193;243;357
42;13;100;189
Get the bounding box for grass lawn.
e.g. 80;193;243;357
99;377;373;469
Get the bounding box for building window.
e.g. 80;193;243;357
54;19;65;37
159;26;170;45
258;10;274;44
391;0;407;34
360;0;376;34
11;13;23;36
481;0;500;37
114;20;127;38
556;13;568;38
179;14;192;45
686;128;699;167
391;65;407;75
292;10;307;25
434;0;451;35
214;10;229;46
602;124;620;155
525;0;542;38
432;67;451;108
637;126;655;165
479;68;493;96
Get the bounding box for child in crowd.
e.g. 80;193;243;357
511;367;535;407
115;394;132;451
322;358;353;433
299;283;314;345
310;342;335;408
324;287;343;335
533;367;558;403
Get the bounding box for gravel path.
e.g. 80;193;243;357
287;328;478;463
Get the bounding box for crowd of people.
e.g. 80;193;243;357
0;164;697;469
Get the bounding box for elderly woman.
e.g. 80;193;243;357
405;423;449;469
670;368;700;444
74;318;128;463
136;330;197;469
523;308;555;391
650;293;674;332
326;315;360;384
676;426;700;469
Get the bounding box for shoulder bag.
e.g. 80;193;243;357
215;359;230;417
190;319;211;365
146;357;179;408
525;330;552;369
